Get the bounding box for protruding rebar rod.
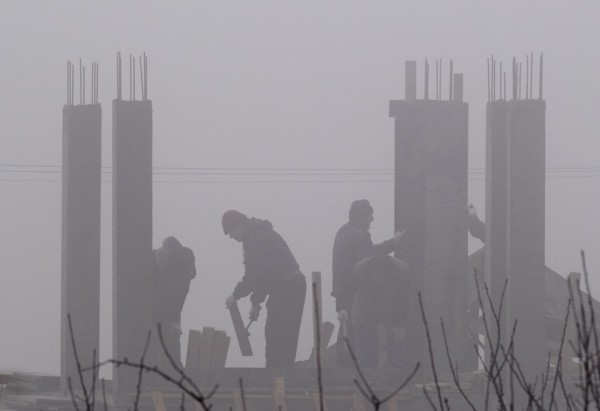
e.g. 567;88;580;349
539;52;543;100
518;62;522;100
129;54;132;101
530;52;534;100
526;54;529;100
487;58;490;102
449;60;453;102
79;59;82;105
435;59;438;100
67;60;71;106
71;64;74;105
96;63;100;104
139;55;144;100
133;57;136;101
438;59;442;100
499;62;503;100
512;57;517;101
425;59;429;100
491;55;495;101
144;53;148;100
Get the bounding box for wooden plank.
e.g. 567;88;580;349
232;390;244;411
352;393;366;411
209;330;230;368
387;394;399;411
197;327;216;368
272;376;287;411
320;321;335;353
312;393;328;411
185;329;202;370
229;301;253;356
151;391;166;411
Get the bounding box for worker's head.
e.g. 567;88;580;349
349;199;374;230
222;210;249;242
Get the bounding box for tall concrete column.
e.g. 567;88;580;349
112;99;153;392
484;100;511;351
508;100;546;379
61;102;102;390
390;61;469;377
485;55;546;383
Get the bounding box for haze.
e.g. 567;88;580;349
1;2;599;375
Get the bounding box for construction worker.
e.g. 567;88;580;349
352;253;410;368
331;199;404;366
222;210;306;367
152;236;197;368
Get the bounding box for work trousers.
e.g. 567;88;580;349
264;271;306;367
354;321;403;368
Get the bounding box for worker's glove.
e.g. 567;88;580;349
392;230;406;248
337;309;348;323
468;203;478;217
389;326;405;344
249;305;261;322
225;294;237;309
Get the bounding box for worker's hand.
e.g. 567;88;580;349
337;309;348;323
249;305;261;322
389;326;405;344
468;203;478;217
225;294;237;309
392;230;406;247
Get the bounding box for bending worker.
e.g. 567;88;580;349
152;236;197;368
222;210;306;368
332;199;404;366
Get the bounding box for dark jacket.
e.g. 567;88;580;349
153;245;196;325
331;221;395;312
232;218;300;307
352;254;410;330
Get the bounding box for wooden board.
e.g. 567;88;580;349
210;330;230;368
185;329;202;370
197;327;216;368
320;321;335;353
272;376;287;411
151;391;166;411
229;301;253;356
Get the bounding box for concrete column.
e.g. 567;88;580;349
484;101;511;350
61;104;102;390
112;100;153;392
507;100;546;379
485;98;546;382
390;62;469;377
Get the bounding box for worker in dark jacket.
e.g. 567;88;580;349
352;253;410;368
222;210;306;367
332;199;404;366
153;236;197;368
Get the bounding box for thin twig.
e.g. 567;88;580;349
417;293;445;410
238;378;247;411
312;282;325;411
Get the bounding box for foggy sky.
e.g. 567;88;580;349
1;2;599;375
